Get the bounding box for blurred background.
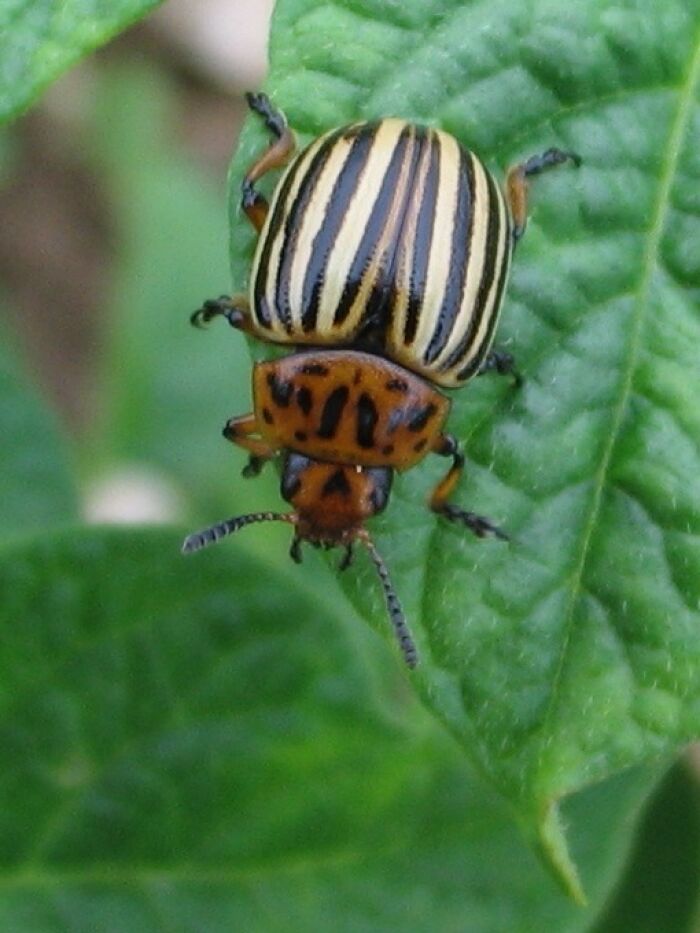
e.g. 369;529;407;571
0;0;275;530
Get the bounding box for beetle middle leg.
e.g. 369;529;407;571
478;349;523;388
190;293;260;337
223;414;277;477
429;434;508;540
241;92;296;232
506;148;581;243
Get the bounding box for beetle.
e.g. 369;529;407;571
183;92;580;668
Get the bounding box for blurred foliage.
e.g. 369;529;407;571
0;0;166;124
0;0;699;929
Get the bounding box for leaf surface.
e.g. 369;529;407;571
0;527;660;931
227;0;700;893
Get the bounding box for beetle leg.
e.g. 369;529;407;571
506;148;581;243
478;349;523;388
190;293;257;335
338;542;354;571
429;434;508;540
242;455;266;478
223;414;277;475
241;92;296;232
289;535;303;564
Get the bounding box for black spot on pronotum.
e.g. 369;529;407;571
385;378;408;393
408;402;437;432
301;362;329;376
294;430;308;443
413;438;428;453
296;386;313;415
266;372;293;407
262;407;274;425
356;393;378;448
317;386;349;439
382;444;394;456
322;469;351;498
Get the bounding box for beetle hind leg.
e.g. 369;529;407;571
241;92;296;232
429;434;508;540
506;147;581;243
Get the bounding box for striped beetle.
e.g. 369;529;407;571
183;93;579;668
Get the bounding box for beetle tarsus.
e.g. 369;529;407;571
245;91;287;140
289;535;303;564
338;543;354;571
438;504;509;541
523;147;581;177
190;296;247;330
479;350;523;388
242;455;266;478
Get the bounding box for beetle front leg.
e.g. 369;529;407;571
223;414;277;477
506;148;581;244
241;92;296;232
429;434;508;540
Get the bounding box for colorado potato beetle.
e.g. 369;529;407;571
183;93;580;668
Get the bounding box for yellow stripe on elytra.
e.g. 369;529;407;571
450;183;510;378
286;132;357;333
316;119;409;339
410;129;460;362
388;129;434;347
433;152;488;368
344;124;417;332
250;130;334;338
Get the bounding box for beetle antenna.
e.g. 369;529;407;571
182;512;295;554
358;531;418;669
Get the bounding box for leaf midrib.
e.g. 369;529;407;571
531;25;700;796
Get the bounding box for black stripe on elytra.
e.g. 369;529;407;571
274;128;347;332
317;385;349;439
456;210;512;381
266;372;293;407
443;172;510;379
424;147;475;364
252;150;308;328
403;131;440;345
408;402;438;432
356;392;379;448
300;123;379;333
322;468;351;498
377;126;427;340
333;125;413;327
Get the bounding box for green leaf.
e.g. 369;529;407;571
0;527;665;930
0;0;165;125
227;0;700;895
0;310;78;539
